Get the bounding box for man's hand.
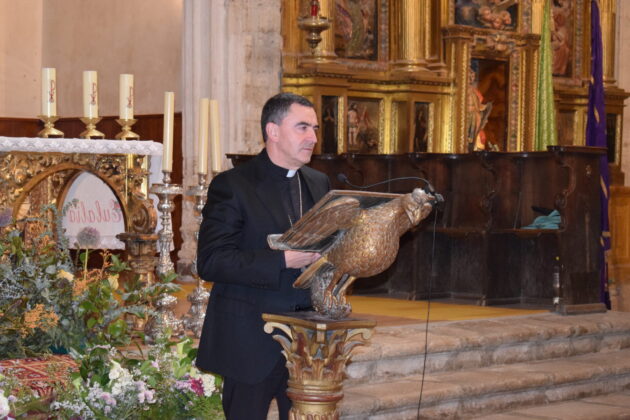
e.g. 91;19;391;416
285;250;320;269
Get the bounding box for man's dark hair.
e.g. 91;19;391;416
261;93;315;142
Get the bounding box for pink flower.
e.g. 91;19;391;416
189;378;204;397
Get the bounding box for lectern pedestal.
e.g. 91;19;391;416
263;312;376;419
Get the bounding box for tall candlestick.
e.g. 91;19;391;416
162;92;175;173
41;68;57;117
209;99;222;173
119;74;134;120
83;71;98;118
197;98;210;174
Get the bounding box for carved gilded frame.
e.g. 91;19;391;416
0;151;156;235
443;25;539;152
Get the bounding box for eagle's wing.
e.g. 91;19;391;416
268;195;361;252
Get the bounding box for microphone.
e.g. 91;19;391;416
336;173;445;205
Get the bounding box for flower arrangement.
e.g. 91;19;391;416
0;205;131;359
0;205;224;419
50;338;223;419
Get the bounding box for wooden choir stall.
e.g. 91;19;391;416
232;145;606;314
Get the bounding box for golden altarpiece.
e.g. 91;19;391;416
281;0;627;172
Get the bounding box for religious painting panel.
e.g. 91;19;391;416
413;102;431;153
557;110;576;146
468;58;509;151
392;101;409;153
321;96;340;154
551;0;575;78
347;97;380;153
334;0;379;60
454;0;518;32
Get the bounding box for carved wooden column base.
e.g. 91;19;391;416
263;312;376;419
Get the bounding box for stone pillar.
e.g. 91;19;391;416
179;0;283;278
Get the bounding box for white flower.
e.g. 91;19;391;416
108;361;124;381
107;274;119;290
189;367;216;397
0;390;10;418
57;269;74;282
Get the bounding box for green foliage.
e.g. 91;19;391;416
0;205;134;357
1;205;223;419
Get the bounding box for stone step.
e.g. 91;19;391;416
473;390;630;419
346;312;630;384
339;347;630;419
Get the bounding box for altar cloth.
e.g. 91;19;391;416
0;136;162;156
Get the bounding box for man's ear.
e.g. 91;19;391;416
265;122;279;143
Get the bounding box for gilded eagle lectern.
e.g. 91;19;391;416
268;187;436;318
264;188;436;419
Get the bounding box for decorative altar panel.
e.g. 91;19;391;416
0;137;161;249
280;0;627;169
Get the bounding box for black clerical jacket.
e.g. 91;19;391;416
195;150;330;384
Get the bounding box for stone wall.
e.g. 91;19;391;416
0;0;183;118
177;0;283;276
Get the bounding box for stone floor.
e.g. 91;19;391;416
475;390;630;419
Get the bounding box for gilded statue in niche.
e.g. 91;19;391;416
321;96;339;154
455;0;518;31
347;99;379;153
413;103;430;153
469;59;509;151
551;0;573;77
334;0;378;60
467;63;494;151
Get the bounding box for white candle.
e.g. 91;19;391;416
209;99;222;173
82;71;98;118
119;74;134;120
162;92;175;173
197;98;210;174
41;68;57;117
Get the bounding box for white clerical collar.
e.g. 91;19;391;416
286;169;297;177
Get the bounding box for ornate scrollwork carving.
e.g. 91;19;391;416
263;314;375;420
0;151;156;235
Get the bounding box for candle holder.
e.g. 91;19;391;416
297;1;331;53
144;292;185;343
115;118;140;140
182;172;211;338
37;115;64;138
79;117;105;139
146;171;184;342
150;171;184;276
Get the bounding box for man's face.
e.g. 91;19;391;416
267;104;319;170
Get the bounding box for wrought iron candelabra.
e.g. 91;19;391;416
182;172;211;338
